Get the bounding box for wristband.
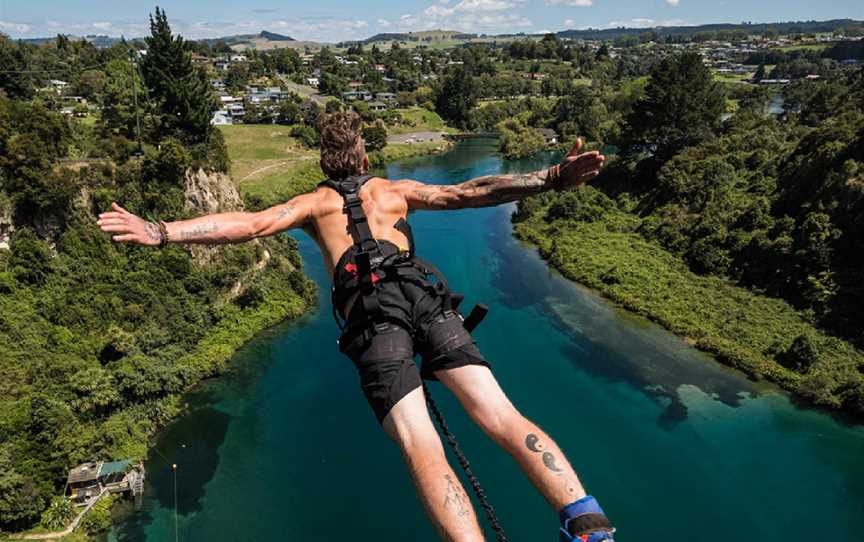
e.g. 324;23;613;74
156;221;170;247
546;164;564;192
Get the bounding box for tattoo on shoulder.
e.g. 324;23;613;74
443;474;470;517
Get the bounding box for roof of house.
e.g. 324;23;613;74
100;460;132;477
536;128;558;138
67;462;101;484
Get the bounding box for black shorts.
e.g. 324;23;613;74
337;279;490;423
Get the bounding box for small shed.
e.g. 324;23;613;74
65;460;145;505
536;128;559;145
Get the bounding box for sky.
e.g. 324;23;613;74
1;0;862;42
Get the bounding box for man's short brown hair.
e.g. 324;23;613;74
318;111;367;180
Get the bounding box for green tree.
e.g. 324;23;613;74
139;7;216;144
40;497;76;530
362;125;387;153
497;114;545;159
623;52;726;162
435;66;477;128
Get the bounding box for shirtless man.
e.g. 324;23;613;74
98;111;615;542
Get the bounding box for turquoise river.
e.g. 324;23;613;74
110;139;864;542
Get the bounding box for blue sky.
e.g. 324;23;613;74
1;1;862;42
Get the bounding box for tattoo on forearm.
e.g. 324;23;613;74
414;170;548;210
276;202;296;220
443;474;470;518
145;222;161;242
542;452;564;473
179;222;218;241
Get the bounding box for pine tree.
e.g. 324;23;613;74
139;7;215;144
623;52;726;163
753;62;766;82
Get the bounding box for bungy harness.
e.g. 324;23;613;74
319;174;508;542
319;174;488;336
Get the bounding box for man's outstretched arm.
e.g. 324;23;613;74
398;139;604;211
97;192;318;246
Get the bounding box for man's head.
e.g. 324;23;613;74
318;111;369;180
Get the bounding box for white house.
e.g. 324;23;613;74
211;110;232;125
307;77;320;88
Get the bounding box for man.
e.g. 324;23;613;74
98;111;614;542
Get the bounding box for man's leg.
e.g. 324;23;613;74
382;386;485;542
434;364;615;541
434;365;586;509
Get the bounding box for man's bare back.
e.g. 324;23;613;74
303;177;412;276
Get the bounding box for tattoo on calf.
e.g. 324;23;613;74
525;433;545;453
443;474;470;518
542;452;564;473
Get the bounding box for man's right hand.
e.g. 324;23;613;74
97;202;163;246
549;138;605;191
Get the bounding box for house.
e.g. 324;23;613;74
368;101;387;112
759;79;791;85
536;128;558;145
374;64;386;72
213;59;230;71
230;54;247;62
211;110;233;125
348;81;364;89
342;90;372;101
375;92;396;103
211;79;226;90
65;460;145;505
307;77;320;88
227;103;246;118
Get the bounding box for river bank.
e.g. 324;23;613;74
512;195;864;417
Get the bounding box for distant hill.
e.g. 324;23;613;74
555;18;862;40
361;30;478;44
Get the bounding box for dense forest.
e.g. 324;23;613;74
0;10;313;534
512;52;864;414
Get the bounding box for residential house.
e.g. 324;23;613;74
342;90;373;101
65;460;145;505
368;101;387;112
536;128;559;145
375;92;396;103
211;110;233;125
307;77;320;88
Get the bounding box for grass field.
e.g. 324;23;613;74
388;107;458;135
220;124;451;207
776;43;830;52
713;71;753;84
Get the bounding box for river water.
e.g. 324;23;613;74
110;139;864;542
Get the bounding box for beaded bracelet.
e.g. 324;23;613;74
156;221;170;247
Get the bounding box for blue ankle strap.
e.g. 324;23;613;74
559;496;615;542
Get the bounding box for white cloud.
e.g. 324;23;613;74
545;0;593;6
0;20;33;33
377;18;391;28
603;17;686;29
665;0;680;6
424;0;526;17
92;22;112;30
